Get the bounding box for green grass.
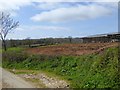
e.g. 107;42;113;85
7;47;24;52
2;46;119;88
0;63;2;67
0;49;2;53
2;47;24;54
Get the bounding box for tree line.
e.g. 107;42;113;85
5;37;83;48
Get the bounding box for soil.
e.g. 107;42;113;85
26;42;118;56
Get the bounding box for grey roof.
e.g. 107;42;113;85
87;32;120;38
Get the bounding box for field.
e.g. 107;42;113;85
26;42;118;56
2;42;119;88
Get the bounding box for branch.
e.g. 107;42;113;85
0;12;19;40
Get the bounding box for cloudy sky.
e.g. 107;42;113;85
0;0;118;39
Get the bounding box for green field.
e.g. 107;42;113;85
2;46;119;88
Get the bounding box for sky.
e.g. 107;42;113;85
0;0;119;39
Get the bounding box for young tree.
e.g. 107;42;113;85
25;37;31;47
0;12;19;51
68;36;72;43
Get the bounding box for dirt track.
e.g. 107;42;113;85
0;67;35;88
0;68;69;88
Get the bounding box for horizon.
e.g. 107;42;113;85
0;1;118;39
4;32;119;40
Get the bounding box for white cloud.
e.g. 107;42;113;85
17;25;70;31
0;0;32;17
29;26;70;31
0;0;118;11
31;4;112;22
6;25;70;39
36;2;61;10
35;2;74;10
95;2;118;9
0;0;118;18
32;0;119;2
0;0;32;11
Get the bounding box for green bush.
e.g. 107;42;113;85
3;51;28;62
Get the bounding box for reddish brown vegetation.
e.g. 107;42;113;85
26;42;118;56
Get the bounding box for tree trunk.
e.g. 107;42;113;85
69;38;72;43
29;44;31;47
2;40;7;51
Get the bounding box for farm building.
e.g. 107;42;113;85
81;33;120;43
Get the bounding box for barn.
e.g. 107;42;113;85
81;33;120;43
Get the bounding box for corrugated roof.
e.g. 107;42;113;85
86;32;120;38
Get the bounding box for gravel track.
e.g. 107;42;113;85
0;67;35;88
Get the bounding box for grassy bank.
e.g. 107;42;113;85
2;46;119;88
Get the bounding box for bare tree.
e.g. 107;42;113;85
0;12;19;51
